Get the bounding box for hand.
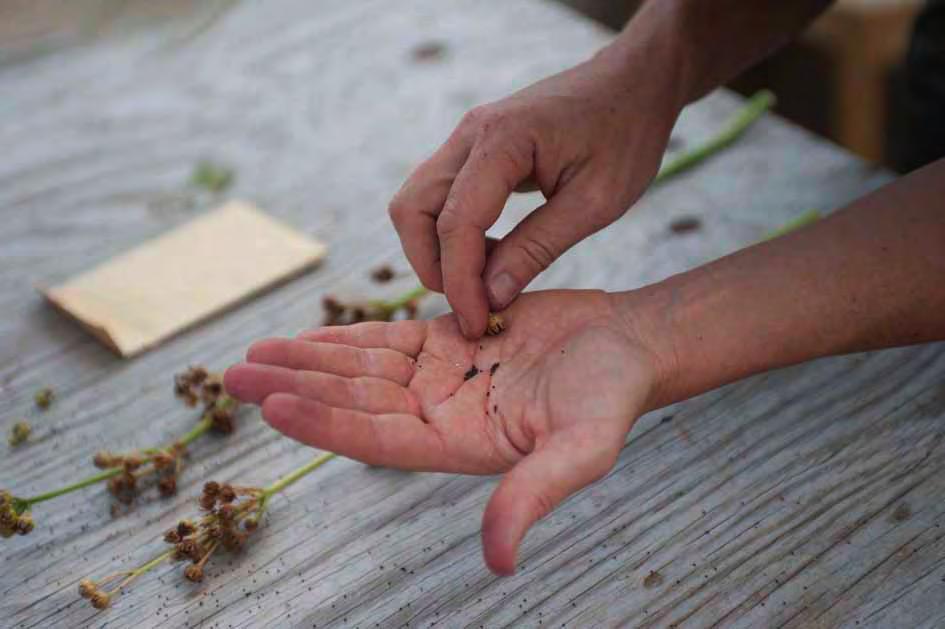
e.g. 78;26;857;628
387;47;682;338
224;290;663;575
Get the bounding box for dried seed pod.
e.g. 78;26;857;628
177;520;196;536
202;481;220;496
90;590;111;610
34;387;55;410
152;451;175;471
93;451;116;469
243;517;259;532
122;455;144;472
219;484;236;504
15;514;34;535
8;421;31;447
486;312;505;336
158;476;177;497
78;579;96;599
163;529;181;544
199;493;217;511
184;564;204;583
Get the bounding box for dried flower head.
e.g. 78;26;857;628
321;286;428;326
8;421;31;447
93;451;117;469
486;312;506;336
34;387;55;410
90;590;111;610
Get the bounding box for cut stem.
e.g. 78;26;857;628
372;285;430;314
19;415;216;508
261;452;337;501
117;549;174;590
654;90;776;184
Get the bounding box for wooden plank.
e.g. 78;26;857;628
1;1;940;628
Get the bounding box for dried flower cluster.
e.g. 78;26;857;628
1;365;241;540
165;480;266;584
79;452;336;610
322;285;428;326
0;491;33;538
8;420;31;447
173;366;239;434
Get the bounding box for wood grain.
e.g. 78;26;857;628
1;1;940;628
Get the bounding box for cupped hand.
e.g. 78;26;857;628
224;290;661;575
387;48;682;338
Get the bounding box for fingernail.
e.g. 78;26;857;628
488;273;519;308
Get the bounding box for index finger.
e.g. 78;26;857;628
437;137;533;337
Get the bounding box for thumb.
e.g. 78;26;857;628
484;185;613;310
481;430;620;575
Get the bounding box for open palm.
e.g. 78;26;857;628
224;289;658;574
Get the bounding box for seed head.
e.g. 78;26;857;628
8;421;31;447
93;451;117;469
158;476;177;497
177;519;196;536
184;564;204;582
203;481;220;496
199;493;217;511
219;484;236;503
122;454;144;472
15;513;34;535
34;387;55;410
78;579;96;599
90;590;111;609
163;529;181;544
486;312;506;336
152;451;175;470
243;517;259;532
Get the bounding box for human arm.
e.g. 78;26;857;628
390;0;835;339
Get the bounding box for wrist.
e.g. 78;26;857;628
608;283;684;413
592;0;698;112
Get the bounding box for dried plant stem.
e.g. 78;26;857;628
654;90;776;184
15;415;215;511
262;452;336;498
117;549;175;590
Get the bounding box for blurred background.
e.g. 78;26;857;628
0;0;939;172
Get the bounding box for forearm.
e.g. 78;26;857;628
597;0;834;109
618;158;945;410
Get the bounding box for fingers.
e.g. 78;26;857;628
389;131;472;292
261;393;446;470
298;320;427;356
244;338;415;385
223;363;421;416
483;182;610;310
438;134;534;338
480;429;621;576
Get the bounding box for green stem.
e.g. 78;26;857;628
20;415;215;508
261;452;337;500
117;549;174;590
176;414;214;448
373;285;430;314
762;209;821;241
21;468;123;508
654;90;776;185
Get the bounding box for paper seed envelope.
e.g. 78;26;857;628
43;201;326;357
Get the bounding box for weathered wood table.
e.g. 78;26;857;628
2;1;943;627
